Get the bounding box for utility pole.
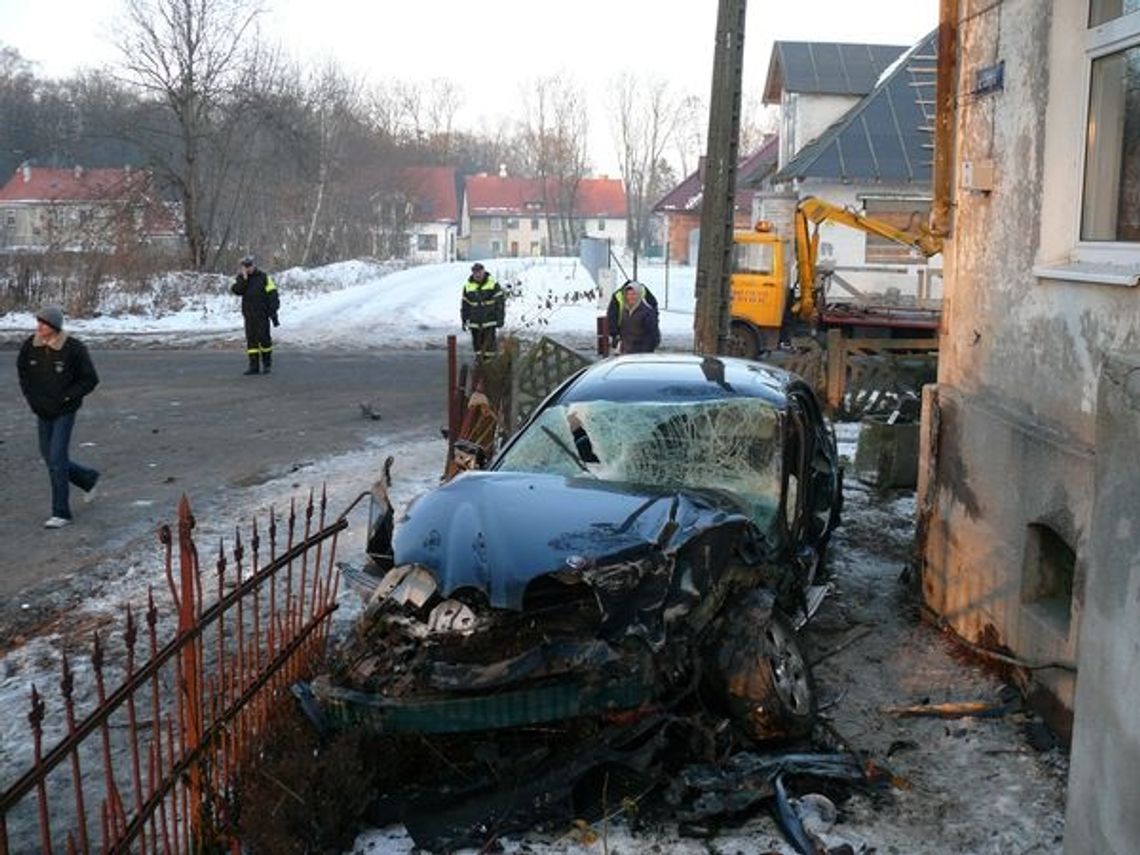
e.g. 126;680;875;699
693;0;746;355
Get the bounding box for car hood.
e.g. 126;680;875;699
391;471;753;610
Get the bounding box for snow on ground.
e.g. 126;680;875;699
0;257;698;350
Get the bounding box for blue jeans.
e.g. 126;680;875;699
37;412;99;519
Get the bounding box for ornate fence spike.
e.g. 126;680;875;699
2;492;348;855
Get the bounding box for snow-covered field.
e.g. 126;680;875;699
0;256;698;350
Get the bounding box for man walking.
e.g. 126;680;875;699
460;262;505;359
17;306;101;528
232;254;279;375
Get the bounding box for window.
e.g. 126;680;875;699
5;212;14;230
1082;4;1140;242
1090;0;1139;26
490;217;503;231
506;217;519;229
490;240;501;255
530;218;540;230
862;198;932;263
530;241;540;255
597;219;606;231
417;233;438;251
1021;524;1076;635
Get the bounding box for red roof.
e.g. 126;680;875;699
373;166;459;222
465;175;626;218
0;166;150;203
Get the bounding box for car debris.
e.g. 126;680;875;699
882;700;1011;719
301;354;847;849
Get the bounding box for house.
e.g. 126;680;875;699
0;164;181;253
755;34;941;301
653;136;779;265
461;174;626;259
911;4;1140;853
370;165;459;263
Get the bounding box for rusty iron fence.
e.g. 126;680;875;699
0;489;354;854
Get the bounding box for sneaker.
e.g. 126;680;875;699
44;516;72;529
83;473;100;504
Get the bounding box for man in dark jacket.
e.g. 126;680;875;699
17;306;101;528
460;262;505;359
232;254;279;375
606;279;659;352
614;281;660;354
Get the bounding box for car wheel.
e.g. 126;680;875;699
706;596;816;742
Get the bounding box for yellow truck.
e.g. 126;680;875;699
728;196;945;358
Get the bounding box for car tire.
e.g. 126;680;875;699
706;596;816;742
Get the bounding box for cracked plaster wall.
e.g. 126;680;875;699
921;0;1140;711
1063;354;1140;854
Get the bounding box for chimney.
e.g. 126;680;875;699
21;163;31;183
498;163;507;178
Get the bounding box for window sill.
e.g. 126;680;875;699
1033;260;1140;287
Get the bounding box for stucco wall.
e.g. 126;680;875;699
922;0;1140;713
1063;352;1140;854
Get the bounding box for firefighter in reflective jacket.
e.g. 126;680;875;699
231;254;279;375
460;262;505;359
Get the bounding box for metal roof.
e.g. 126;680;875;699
653;136;778;214
769;30;939;185
763;42;909;103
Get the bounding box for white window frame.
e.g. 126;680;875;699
1075;9;1140;262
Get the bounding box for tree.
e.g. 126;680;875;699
519;73;591;254
115;0;263;269
608;72;681;257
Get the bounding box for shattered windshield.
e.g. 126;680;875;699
497;398;783;530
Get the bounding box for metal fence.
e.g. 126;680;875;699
0;490;351;854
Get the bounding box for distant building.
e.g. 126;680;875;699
0;165;181;253
370;165;460;264
461;173;626;259
653;136;779;265
756;33;941;302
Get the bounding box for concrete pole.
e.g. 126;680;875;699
693;0;746;355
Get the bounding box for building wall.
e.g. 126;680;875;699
919;0;1140;720
407;222;457;264
1063;353;1140;854
779;92;862;168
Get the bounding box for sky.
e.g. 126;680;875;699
1;0;937;172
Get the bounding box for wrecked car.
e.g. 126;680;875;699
309;354;842;747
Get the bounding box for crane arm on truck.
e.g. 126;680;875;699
792;196;945;321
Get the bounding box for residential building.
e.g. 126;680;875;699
907;3;1139;852
0;165;180;253
461;174;626;259
653;136;779;265
757;34;941;302
371;166;459;263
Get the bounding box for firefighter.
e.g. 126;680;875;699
460;262;505;359
231;254;279;375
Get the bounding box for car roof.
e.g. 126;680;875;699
554;354;796;407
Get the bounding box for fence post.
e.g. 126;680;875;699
176;496;205;842
826;329;847;412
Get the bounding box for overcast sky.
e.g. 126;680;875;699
1;0;938;172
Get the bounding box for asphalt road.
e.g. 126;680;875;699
0;346;449;628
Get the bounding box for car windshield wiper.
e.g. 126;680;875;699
540;425;590;473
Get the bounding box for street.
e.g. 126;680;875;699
0;346;449;642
